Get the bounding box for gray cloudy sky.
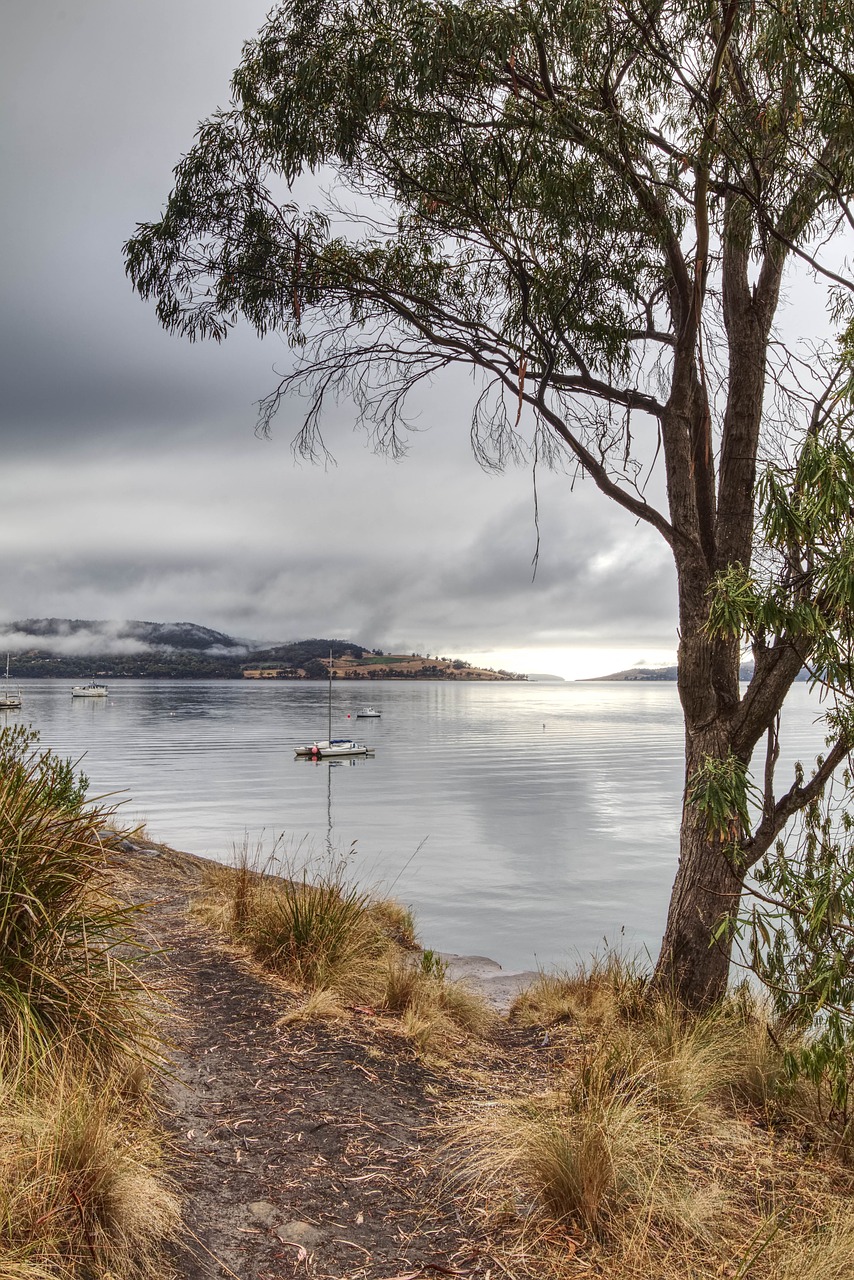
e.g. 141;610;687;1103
0;0;679;678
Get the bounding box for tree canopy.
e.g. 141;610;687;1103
126;0;854;1008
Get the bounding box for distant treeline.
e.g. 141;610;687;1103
8;639;374;680
9;652;245;679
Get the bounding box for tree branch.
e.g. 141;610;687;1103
742;736;853;867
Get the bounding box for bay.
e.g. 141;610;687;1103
2;679;830;972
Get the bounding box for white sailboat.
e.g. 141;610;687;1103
295;652;375;759
0;654;22;710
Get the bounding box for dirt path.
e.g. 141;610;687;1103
113;841;513;1280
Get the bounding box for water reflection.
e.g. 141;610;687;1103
294;755;370;861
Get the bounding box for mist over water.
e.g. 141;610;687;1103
4;679;829;972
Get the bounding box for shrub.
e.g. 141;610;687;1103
0;725;89;816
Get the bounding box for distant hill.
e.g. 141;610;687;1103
584;665;679;681
0;620;523;680
584;662;809;682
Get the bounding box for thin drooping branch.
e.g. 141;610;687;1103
531;380;679;548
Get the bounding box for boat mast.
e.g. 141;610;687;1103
328;648;333;742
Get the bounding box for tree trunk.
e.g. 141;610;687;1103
652;723;745;1007
650;478;747;1008
649;270;777;1008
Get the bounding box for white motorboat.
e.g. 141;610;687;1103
295;739;375;758
295;650;376;760
0;654;22;710
71;680;108;698
355;705;381;718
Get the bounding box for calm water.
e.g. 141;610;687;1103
1;679;830;972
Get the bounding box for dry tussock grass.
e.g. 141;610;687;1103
278;987;350;1024
0;726;178;1278
510;954;647;1031
195;859;396;1002
766;1202;854;1279
195;857;494;1051
384;956;495;1045
444;956;854;1280
367;897;417;948
0;1061;179;1279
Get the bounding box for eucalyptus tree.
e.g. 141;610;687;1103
125;0;854;1008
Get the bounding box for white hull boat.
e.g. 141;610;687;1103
71;681;108;698
1;654;22;709
295;739;375;758
355;705;381;718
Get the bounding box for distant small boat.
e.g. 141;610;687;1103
71;680;108;698
356;705;381;718
0;654;22;710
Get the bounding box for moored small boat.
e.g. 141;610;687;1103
295;650;376;760
355;705;381;718
295;739;375;759
71;680;108;698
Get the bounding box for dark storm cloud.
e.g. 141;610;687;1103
401;486;677;648
0;0;276;447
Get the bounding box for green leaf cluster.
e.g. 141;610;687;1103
122;0;854;490
731;779;854;1115
0;724;89;816
688;752;759;844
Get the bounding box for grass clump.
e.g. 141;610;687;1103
384;953;495;1050
447;1056;721;1247
198;856;392;1001
0;725;177;1278
511;961;801;1125
195;849;493;1048
447;954;854;1279
0;1064;179;1279
0;767;151;1069
510;952;647;1030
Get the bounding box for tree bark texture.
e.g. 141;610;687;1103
653;722;746;1007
